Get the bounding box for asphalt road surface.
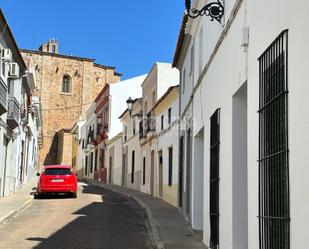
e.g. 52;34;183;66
0;182;154;249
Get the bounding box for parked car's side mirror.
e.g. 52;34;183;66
36;172;40;177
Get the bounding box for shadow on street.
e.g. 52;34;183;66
26;184;153;249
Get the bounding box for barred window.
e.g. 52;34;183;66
210;109;220;249
258;30;289;249
131;150;135;183
168;147;173;186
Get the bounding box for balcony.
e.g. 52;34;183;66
146;112;156;134
139;120;144;140
7;97;20;129
87;129;94;145
84;128;95;152
0;78;7;115
94;123;108;145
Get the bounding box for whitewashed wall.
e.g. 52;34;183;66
156;95;179;207
121;101;142;191
196;4;247;248
180;0;248;247
106;134;123;186
76;120;86;179
109;75;146;138
179;0;309;248
83;104;96;179
247;0;309;248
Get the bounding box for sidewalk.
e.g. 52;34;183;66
88;180;207;249
0;178;37;224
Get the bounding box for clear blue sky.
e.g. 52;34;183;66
1;0;184;79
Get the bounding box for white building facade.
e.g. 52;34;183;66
72;119;86;178
139;63;179;196
153;86;180;207
109;75;146;138
82;103;96;180
106;132;123;185
175;0;309;248
0;10;42;197
120;99;143;190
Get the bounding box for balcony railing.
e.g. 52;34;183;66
0;78;7;115
94;123;108;145
146;112;156;133
87;129;94;145
7;97;20;129
139;120;144;139
96;123;108;137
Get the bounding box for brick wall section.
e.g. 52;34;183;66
21;50;120;167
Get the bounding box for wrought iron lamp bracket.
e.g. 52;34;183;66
129;111;143;119
186;0;225;23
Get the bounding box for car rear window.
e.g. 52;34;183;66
44;168;71;175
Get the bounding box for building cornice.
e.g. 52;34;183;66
173;13;189;67
20;49;122;76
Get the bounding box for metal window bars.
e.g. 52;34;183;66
258;30;290;249
210;109;220;249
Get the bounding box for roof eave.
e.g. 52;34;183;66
172;13;189;68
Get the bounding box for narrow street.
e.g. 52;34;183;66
0;183;153;249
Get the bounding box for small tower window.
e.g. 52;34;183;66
62;75;71;93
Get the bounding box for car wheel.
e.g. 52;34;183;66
71;192;77;198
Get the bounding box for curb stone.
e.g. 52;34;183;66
88;180;165;249
0;196;33;224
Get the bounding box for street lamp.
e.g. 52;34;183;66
126;97;142;119
185;0;224;23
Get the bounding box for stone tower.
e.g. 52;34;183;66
39;38;59;54
20;40;121;167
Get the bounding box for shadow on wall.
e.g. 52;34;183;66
27;185;153;249
43;134;59;165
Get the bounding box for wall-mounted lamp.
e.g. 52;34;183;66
185;0;224;23
126;97;142;119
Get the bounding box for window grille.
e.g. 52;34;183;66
258;30;289;249
95;150;98;172
168;108;172;124
85;155;88;175
161;115;164;130
178;136;184;207
90;152;94;173
131;151;135;183
143;157;146;185
168;147;173;186
210;109;220;249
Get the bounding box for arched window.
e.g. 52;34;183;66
62;75;71;93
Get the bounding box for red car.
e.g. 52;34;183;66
36;165;78;198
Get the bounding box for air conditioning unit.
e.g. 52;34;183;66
9;62;19;78
2;49;12;62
